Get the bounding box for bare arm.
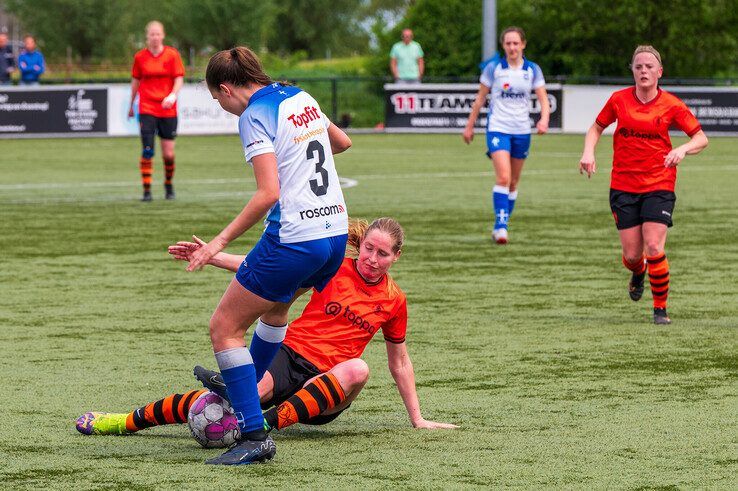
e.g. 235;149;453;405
168;236;245;272
128;78;140;118
664;130;708;167
186;153;280;271
390;58;398;79
417;58;424;80
534;86;550;134
328;123;352;154
162;76;184;109
579;123;605;178
386;341;459;429
462;84;491;144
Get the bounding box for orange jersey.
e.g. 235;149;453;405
131;46;185;118
284;258;408;373
596;87;701;193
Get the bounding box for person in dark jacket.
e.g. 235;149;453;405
0;32;15;85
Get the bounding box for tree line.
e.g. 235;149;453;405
5;0;736;78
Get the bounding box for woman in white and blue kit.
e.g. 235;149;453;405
463;26;550;244
185;47;352;465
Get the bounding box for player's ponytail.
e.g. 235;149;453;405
206;46;273;89
346;218;369;257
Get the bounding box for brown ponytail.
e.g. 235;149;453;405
206;46;273;89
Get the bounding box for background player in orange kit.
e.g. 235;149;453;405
129;21;185;201
76;218;457;437
579;45;708;325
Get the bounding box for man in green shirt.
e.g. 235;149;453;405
390;29;424;83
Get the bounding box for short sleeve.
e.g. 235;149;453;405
382;298;407;344
595;94;617;128
479;62;496;88
171;49;185;77
415;43;424;58
131;55;141;79
672;100;701;136
531;63;545;89
240;110;275;164
389;43;399;59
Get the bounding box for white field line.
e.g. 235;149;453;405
0;176;358;192
0;165;736;202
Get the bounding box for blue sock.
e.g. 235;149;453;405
492;185;510;230
215;347;264;434
508;190;518;217
249;319;287;382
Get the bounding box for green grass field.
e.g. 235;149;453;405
1;133;736;489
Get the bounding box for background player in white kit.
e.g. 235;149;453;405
462;26;550;244
185;47;352;465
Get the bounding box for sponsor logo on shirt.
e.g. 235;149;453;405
288;106;321;127
324;301;377;335
246;139;264;148
500;90;528;100
292;127;325;144
299;204;346;220
618;127;661;140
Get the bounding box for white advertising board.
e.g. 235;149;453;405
107;84;239;136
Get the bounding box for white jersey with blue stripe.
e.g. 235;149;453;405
480;57;545;135
239;83;348;244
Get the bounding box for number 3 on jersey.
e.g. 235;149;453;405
307;140;328;196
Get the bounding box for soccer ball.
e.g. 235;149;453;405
187;391;240;448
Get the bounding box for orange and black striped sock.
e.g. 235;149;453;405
163;157;175;186
622;254;646;275
139;157;153;193
647;253;670;309
125;389;206;432
264;373;346;431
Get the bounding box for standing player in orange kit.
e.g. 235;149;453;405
129;21;185;201
579;45;708;325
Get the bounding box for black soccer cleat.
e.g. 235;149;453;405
205;434;276;465
141;191;152;202
628;271;646;301
194;365;229;402
653;308;671;325
165;184;175;200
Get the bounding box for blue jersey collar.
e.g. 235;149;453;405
500;57;531;70
248;82;283;106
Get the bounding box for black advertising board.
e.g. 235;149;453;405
384;83;562;132
0;87;107;136
667;88;738;134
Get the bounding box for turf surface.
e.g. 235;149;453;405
1;133;736;489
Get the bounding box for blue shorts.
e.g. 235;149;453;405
235;233;348;303
486;132;531;159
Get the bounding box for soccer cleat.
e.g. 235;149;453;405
194;365;230;402
628;271;646;301
75;412;130;435
165;184;175;200
141;191;152;202
653;308;672;325
205;435;276;465
492;228;508;244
